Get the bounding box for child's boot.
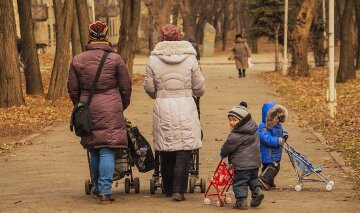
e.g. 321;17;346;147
233;197;248;210
250;187;264;207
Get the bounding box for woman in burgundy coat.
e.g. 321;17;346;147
67;21;132;204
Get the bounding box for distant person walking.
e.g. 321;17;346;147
229;34;252;78
144;24;205;201
67;21;132;204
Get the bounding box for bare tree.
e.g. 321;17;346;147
118;0;141;75
289;0;318;77
354;0;360;70
75;0;91;51
0;0;25;107
222;0;233;51
195;0;216;45
47;0;74;101
17;0;44;95
71;7;82;56
144;0;172;44
336;0;356;82
179;0;200;39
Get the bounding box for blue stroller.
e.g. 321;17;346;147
283;142;335;191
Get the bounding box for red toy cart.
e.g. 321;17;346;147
203;159;234;207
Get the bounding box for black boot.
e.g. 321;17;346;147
250;187;264;207
243;70;246;77
238;69;243;78
233;197;248;210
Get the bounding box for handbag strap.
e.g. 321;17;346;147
86;51;110;107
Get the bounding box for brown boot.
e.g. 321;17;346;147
172;193;185;201
99;195;115;205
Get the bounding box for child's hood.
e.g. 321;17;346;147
261;102;288;129
233;115;258;135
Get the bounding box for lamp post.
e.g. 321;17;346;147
282;0;288;76
327;0;336;118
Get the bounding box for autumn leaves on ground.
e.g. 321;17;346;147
0;55;359;190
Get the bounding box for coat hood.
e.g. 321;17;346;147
261;102;288;129
232;114;258;135
151;41;196;64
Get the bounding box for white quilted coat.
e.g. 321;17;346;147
144;41;205;151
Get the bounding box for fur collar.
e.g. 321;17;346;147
151;41;197;56
266;105;288;129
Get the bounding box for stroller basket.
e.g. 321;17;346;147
283;142;334;192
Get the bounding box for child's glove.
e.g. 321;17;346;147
283;132;289;141
220;150;225;158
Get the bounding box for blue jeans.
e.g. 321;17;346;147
89;148;115;196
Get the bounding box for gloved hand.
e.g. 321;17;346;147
220;150;225;158
282;132;289;141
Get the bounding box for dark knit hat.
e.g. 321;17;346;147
160;24;181;41
239;101;248;108
228;106;249;121
88;21;109;43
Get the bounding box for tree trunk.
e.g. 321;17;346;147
47;0;74;101
289;0;318;77
233;0;241;34
275;25;280;72
311;1;327;67
71;7;82;56
118;0;141;76
144;0;172;43
75;0;90;51
195;0;216;45
0;0;25;107
222;0;233;51
336;0;356;82
251;38;258;54
172;2;180;26
17;0;44;95
355;0;360;70
179;0;199;39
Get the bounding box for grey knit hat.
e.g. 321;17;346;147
228;106;249;120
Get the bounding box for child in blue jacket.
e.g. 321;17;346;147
258;102;288;190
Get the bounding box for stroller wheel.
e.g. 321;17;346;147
203;198;211;205
325;184;333;191
328;180;335;186
295;184;302;192
216;200;223;207
134;177;140;194
189;177;196;193
125;178;131;193
200;178;206;193
85;179;92;195
150;179;156;194
224;196;232;204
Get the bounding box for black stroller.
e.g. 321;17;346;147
149;97;206;194
85;119;155;195
84;148;140;195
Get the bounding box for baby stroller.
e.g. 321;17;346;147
203;159;234;207
149;150;206;194
84;148;140;195
283;141;335;192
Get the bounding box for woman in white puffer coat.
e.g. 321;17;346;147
144;24;205;201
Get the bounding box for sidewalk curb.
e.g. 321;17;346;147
310;130;356;179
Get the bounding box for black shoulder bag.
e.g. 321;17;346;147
70;51;110;137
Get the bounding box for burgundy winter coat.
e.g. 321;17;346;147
67;43;132;149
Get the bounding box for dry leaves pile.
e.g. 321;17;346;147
0;70;144;155
260;68;360;187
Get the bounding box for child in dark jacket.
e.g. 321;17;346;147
220;106;264;210
258;101;288;190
